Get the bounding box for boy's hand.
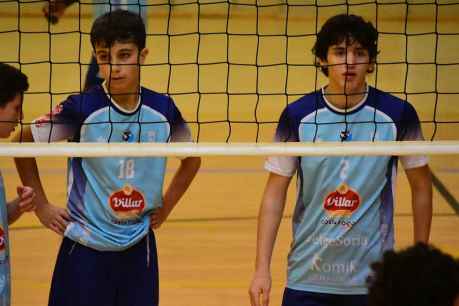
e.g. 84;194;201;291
149;207;171;229
42;0;68;24
16;186;36;214
35;202;70;235
249;274;272;306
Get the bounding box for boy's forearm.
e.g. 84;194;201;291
255;195;286;274
12;128;49;207
406;165;433;243
14;157;49;207
162;156;201;212
6;198;21;224
254;174;290;275
412;188;432;243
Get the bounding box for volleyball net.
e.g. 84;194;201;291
0;0;459;156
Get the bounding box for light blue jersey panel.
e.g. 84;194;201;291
289;105;397;294
0;173;10;306
269;86;426;295
31;85;192;251
93;0;148;21
65;105;169;250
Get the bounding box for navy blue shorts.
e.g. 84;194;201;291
282;287;367;306
48;231;158;306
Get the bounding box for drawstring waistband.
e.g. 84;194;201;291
68;241;77;255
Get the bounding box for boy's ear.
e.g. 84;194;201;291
367;62;375;73
139;48;149;64
318;58;328;69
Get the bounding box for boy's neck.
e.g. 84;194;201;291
111;93;140;111
103;83;141;112
323;84;368;110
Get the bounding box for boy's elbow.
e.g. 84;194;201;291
191;156;202;169
407;165;432;191
411;176;433;204
183;156;201;171
417;167;433;192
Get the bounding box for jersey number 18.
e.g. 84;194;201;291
118;159;135;179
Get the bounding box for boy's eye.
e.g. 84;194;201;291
334;49;345;56
97;55;108;62
120;53;131;59
356;50;368;57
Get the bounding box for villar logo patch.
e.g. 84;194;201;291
324;184;360;215
109;184;145;219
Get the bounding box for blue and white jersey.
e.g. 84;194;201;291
266;86;428;295
0;172;10;306
92;0;148;21
31;85;192;251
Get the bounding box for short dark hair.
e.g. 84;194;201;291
367;243;459;306
90;9;146;50
312;14;378;76
0;63;29;107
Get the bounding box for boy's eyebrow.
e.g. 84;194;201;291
94;46;136;56
118;48;135;52
95;49;109;55
330;45;365;50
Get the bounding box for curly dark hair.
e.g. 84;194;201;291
90;9;146;50
367;243;459;306
0;63;29;107
312;14;378;76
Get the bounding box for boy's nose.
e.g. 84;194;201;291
346;53;356;65
109;61;121;72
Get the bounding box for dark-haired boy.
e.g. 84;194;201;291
368;243;459;306
42;0;148;90
14;10;200;306
249;14;432;306
0;63;36;306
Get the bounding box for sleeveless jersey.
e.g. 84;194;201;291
265;86;428;294
31;85;191;251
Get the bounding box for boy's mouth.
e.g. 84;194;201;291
110;77;124;82
343;72;356;79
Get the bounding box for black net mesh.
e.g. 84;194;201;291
1;0;458;143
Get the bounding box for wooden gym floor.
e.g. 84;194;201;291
0;2;458;305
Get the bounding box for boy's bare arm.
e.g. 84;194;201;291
406;164;432;243
12;127;70;235
42;0;78;24
249;172;291;306
7;186;35;225
150;156;201;229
